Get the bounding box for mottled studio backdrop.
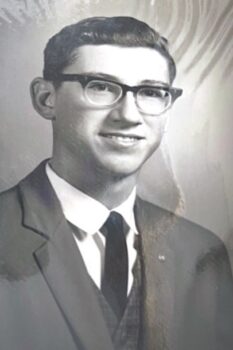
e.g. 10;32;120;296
0;0;233;262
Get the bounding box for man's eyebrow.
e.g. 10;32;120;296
80;72;121;81
140;79;169;86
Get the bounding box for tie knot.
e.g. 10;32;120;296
101;211;124;237
107;211;123;225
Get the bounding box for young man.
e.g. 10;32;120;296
0;16;232;350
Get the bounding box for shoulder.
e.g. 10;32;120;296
0;185;21;217
0;184;26;246
136;196;229;264
136;196;218;239
0;160;49;215
0;161;45;231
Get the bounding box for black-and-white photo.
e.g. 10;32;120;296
0;1;233;349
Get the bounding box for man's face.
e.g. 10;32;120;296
52;45;170;177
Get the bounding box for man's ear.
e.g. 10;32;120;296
30;77;56;120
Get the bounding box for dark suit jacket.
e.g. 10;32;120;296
0;161;233;350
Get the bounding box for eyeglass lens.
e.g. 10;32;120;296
137;87;171;115
85;79;171;115
86;80;122;106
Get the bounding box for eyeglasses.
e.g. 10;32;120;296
54;74;183;116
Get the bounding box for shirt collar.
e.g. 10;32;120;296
46;163;138;235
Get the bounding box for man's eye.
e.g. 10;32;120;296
140;88;165;98
88;82;110;92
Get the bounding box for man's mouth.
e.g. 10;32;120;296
100;133;145;146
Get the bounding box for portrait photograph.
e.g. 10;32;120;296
0;1;233;349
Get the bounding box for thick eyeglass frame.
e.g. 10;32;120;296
53;73;183;115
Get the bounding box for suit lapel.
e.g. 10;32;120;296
135;198;176;350
19;162;114;350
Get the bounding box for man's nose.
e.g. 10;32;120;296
110;92;143;125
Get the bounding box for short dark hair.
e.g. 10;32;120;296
43;16;176;83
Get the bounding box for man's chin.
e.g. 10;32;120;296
100;161;144;179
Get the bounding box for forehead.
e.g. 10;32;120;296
63;44;170;85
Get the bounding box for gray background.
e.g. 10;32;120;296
0;0;233;263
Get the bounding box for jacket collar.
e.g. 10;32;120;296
19;160;62;238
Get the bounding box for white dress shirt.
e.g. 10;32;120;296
46;163;138;295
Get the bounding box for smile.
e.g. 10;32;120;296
100;133;145;146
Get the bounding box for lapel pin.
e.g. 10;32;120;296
158;254;166;262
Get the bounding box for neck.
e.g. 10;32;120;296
49;158;138;209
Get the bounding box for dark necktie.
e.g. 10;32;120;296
101;211;128;319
